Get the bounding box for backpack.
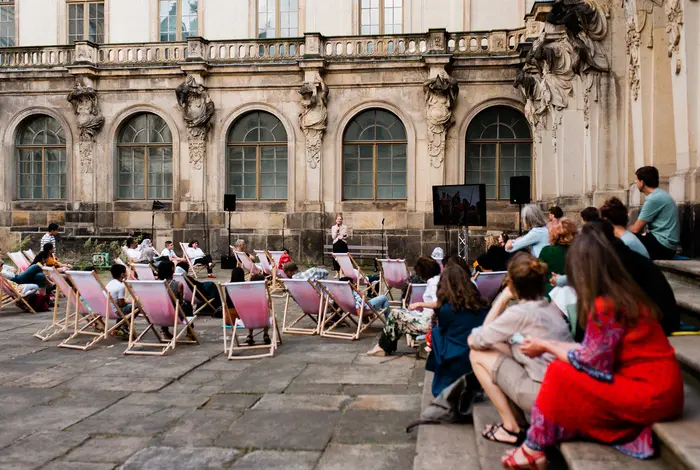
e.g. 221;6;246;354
22;293;51;313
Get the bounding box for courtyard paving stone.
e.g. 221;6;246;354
64;436;154;463
315;443;415;470
120;446;240;469
333;410;418;445
203;393;263;410
230;450;322;470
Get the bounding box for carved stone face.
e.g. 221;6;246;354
76;98;92;116
300;91;314;108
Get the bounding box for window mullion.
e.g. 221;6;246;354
177;0;182;41
144;145;149;200
256;145;261;200
373;143;377;200
276;0;280;38
379;0;384;34
496;143;501;200
42;148;46;199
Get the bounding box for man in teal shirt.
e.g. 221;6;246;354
629;166;680;260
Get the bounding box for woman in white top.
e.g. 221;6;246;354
186;239;216;278
331;213;349;276
506;204;551;258
124;238;142;263
367;256;442;356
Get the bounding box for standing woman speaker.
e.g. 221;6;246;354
331;214;349;277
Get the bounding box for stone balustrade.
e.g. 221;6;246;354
0;28;526;69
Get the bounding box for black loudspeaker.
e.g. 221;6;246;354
224;194;236;212
510;176;531;204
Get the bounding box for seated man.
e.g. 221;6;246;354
629;166;680;260
160;240;184;263
106;264;133;338
600;197;649;258
123;238;142;263
282;262;329;282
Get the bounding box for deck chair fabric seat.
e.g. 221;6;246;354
378;259;409;299
232;250;262;278
0;277;36;313
124;280;199;356
219;281;281;360
403;283;428;309
473;271;507;303
131;263;156;281
317;280;386;341
23;250;36;265
9;252;30;273
280;278;327;335
58;270;135;351
254;250;286;294
331;253;378;296
35;267;89;340
180;242;207;279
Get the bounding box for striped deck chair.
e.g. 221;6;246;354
279;278;331;335
255;250;285;294
268;251;286;271
218;281;281;360
378;259;409;300
233;249;262;279
331;253;378;296
174;273;216;315
180;242;206;279
317;280;387;341
473;271;507;303
35;267;90;340
131;263;156;281
0;276;36;313
9;252;30;273
114;258;136;280
58;270;135;351
23;249;36;264
124;280;199;356
402;283;428;347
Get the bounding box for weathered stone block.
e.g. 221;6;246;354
11;211;29;226
47;211;66;225
28;211;48;227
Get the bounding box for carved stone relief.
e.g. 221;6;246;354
299;74;328;169
626;13;641;100
175;75;215;170
665;0;683;74
423;70;459;169
67;80;105;173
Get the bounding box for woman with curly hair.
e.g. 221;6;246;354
538;218;577;298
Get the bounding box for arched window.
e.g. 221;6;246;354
16;115;67;200
343;109;407;200
117;113;173;200
466;106;532;200
227;111;288;200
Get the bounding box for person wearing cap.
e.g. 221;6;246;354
431;247;444;270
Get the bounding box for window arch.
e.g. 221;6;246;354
465;106;532;200
227;111;288;200
117;113;173;200
343;109;407;200
16;115;67;200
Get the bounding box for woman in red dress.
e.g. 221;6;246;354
501;224;684;469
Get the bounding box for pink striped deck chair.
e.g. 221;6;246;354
269;251;285;269
255;250;286;294
35;267;90;341
317;280;386;341
58;270;135;351
124;280;199;356
114;258;136;280
23;249;36;264
473;271;507;303
233;250;262;279
403;283;428;309
9;252;30;273
180;242;206;279
279;278;327;335
174;273;216;315
331;253;377;296
378;259;409;300
219;281;280;360
0;276;36;313
131;263;156;281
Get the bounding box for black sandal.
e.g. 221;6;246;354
245;335;255;346
263;334;271;345
482;423;526;446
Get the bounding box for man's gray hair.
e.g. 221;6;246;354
234;239;246;248
521;204;548;230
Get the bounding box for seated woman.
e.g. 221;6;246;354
426;265;489;396
0;259;49;294
33;243;72;273
468;252;572;446
506;205;551;257
137;239;159;264
157;260;193;340
501;225;684;469
186;239;216;278
538;218;577;298
367;256;442;356
475;233;510;272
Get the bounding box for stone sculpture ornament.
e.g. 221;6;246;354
625;13;641;101
665;0;683;74
67;80;105;173
176;75;215;170
299;74;328;169
423;70;459;169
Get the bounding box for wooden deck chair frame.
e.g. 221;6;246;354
23;249;36;265
280;278;339;335
58;270;135;351
332;253;379;296
0;276;36;313
377;259;409;300
180;242;207;279
401;283;428;347
9;252;30;273
175;273;217;315
232;249;262;279
114;258;136;280
131;263;156;281
35;267;89;340
218;281;282;360
124;280;199;356
317;280;387;341
255;249;286;295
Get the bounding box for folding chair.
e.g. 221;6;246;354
0;277;36;313
218;281;281;359
131;263;156;281
317;280;386;341
377;259;409;300
114;258;136;280
268;251;287;272
180;242;206;279
23;249;36;264
233;250;262;279
175;273;217;315
402;283;428;347
473;271;507;303
332;253;378;295
8;252;30;273
255;250;286;294
58;270;135;351
35;267;90;340
124;280;199;356
280;278;328;335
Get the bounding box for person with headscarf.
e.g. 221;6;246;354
137;239;159;264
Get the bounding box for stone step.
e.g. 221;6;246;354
652;384;700;470
667;279;700;324
657;260;700;288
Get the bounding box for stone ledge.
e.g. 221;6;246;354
652;384;700;470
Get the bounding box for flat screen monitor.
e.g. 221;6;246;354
432;184;486;227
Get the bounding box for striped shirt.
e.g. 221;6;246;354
40;233;56;252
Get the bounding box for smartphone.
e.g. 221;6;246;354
509;332;525;345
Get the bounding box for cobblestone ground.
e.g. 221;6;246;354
0;277;424;470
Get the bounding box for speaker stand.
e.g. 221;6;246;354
518;203;523;236
458;226;469;263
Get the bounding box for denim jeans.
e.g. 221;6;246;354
12;264;47;287
368;295;390;318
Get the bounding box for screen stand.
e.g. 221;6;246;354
458;226;469;263
443;224;450;256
